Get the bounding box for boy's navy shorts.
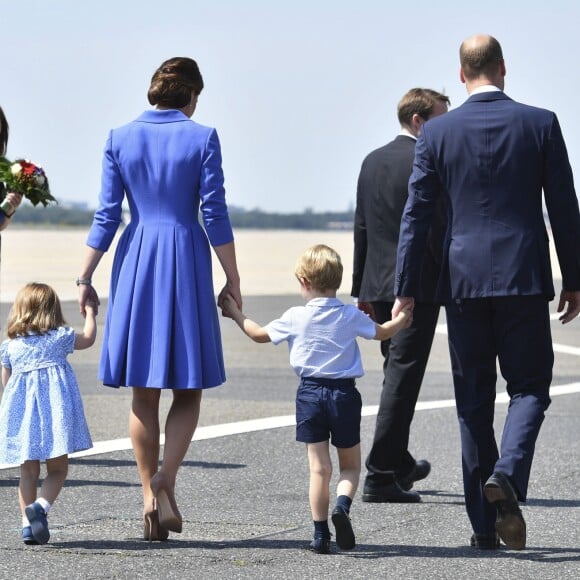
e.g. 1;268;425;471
295;376;362;448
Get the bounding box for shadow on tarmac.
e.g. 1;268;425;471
42;538;580;564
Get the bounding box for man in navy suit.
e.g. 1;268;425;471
394;34;580;550
352;88;449;503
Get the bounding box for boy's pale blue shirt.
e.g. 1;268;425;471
265;297;376;379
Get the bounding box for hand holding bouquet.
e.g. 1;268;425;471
0;157;56;212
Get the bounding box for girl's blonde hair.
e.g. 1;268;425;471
295;244;343;291
6;283;66;338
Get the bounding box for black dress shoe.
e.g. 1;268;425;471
470;533;500;550
484;472;526;550
362;481;421;503
310;537;331;554
398;459;431;491
331;506;355;550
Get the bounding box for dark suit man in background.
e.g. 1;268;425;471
394;34;580;550
352;88;449;503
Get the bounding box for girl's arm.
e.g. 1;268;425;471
374;309;412;341
222;294;271;343
74;303;97;350
1;366;11;387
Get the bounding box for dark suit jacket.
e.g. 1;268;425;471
352;135;443;303
395;91;580;301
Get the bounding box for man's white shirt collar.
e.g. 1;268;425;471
470;85;502;95
399;128;417;141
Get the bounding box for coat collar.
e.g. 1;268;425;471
465;91;512;104
135;109;191;124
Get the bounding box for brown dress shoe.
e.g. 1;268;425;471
470;533;500;549
484;472;526;550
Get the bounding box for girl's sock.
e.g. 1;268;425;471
335;494;352;514
313;519;331;539
36;497;51;513
22;517;30;527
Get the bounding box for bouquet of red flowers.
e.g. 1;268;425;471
0;157;56;208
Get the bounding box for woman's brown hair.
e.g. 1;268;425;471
6;283;66;338
147;57;204;109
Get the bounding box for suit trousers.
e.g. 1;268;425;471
446;295;553;535
365;301;440;485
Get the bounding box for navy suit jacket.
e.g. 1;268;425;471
394;91;580;302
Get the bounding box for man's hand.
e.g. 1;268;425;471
392;296;415;321
356;301;375;320
557;290;580;324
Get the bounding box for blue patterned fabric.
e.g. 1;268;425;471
0;327;93;464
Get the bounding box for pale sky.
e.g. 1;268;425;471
2;0;579;212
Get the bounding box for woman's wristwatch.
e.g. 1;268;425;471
76;278;93;286
0;200;15;218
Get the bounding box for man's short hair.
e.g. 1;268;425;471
397;88;450;127
460;35;504;81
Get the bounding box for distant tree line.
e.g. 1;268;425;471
11;204;94;227
227;207;354;230
10;204;355;230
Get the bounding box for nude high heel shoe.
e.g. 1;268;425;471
143;509;169;541
150;472;183;533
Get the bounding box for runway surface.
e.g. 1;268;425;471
0;292;578;579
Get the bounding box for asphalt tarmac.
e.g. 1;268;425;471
0;294;578;579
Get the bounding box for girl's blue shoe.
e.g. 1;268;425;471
22;526;39;545
24;502;50;545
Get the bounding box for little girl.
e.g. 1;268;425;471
0;282;97;545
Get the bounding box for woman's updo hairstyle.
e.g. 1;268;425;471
147;57;204;109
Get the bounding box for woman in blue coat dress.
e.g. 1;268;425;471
77;58;241;540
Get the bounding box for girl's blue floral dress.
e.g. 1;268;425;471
0;327;92;464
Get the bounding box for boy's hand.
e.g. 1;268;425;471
221;293;239;319
395;307;413;329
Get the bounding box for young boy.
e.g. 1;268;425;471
221;244;411;554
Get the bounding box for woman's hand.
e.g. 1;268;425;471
4;192;22;212
78;283;100;317
0;192;23;230
213;240;242;312
218;280;242;315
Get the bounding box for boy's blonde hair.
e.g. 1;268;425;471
295;244;343;291
6;282;66;338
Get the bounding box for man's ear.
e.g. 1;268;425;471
459;67;466;84
409;113;424;137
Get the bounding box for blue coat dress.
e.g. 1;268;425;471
87;109;234;389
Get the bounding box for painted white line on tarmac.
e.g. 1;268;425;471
362;382;580;416
436;319;579;357
552;343;580;356
1;383;578;470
